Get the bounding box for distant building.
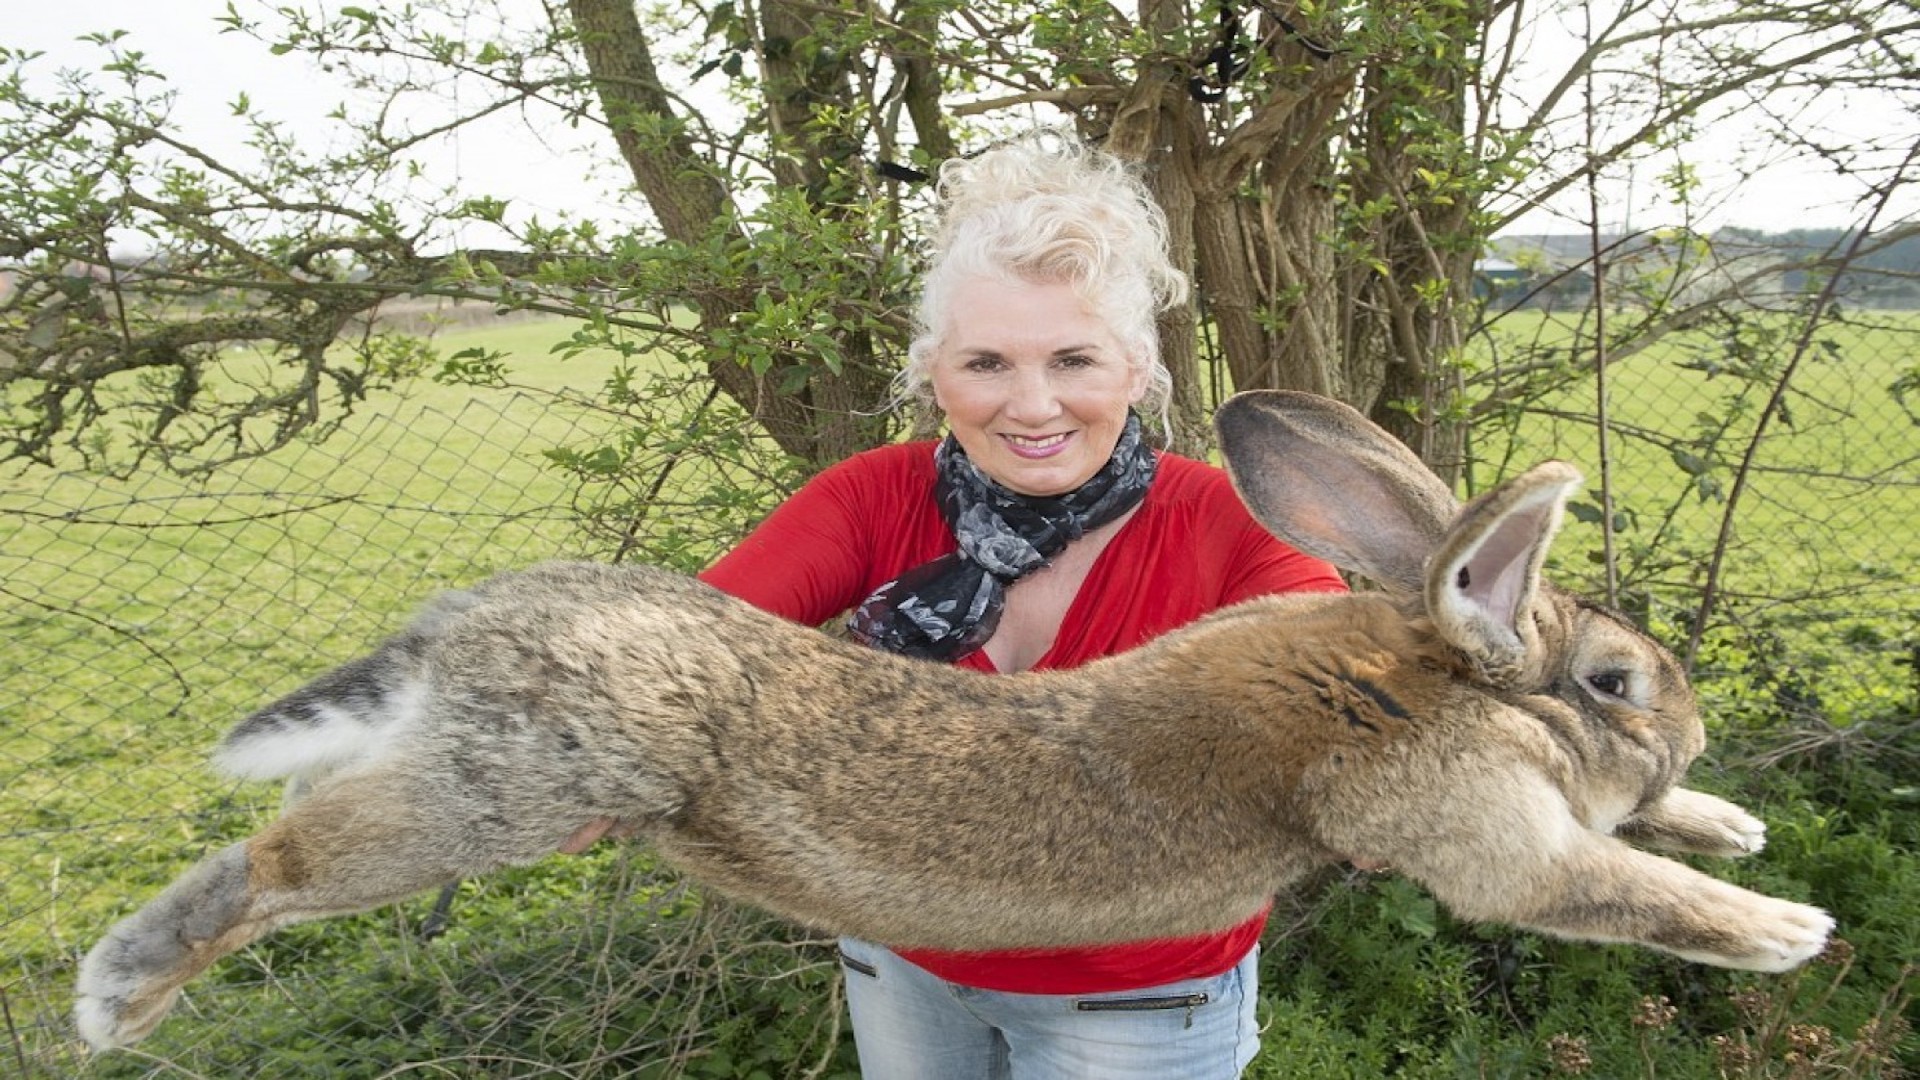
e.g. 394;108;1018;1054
1473;256;1529;304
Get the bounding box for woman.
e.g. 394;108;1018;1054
695;132;1346;1077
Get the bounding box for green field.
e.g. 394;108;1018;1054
3;311;1913;1077
2;318;628;1039
1470;308;1920;722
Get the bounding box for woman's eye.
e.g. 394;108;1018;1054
1585;672;1628;698
1055;353;1096;369
962;356;1006;374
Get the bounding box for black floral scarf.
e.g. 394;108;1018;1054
847;414;1158;661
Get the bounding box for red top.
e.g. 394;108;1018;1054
700;441;1345;993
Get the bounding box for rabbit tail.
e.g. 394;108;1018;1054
212;587;479;784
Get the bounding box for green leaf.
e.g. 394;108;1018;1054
775;365;810;395
1567;500;1605;525
1670;449;1711;476
1377;879;1439;939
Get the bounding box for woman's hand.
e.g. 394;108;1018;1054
558;816;635;854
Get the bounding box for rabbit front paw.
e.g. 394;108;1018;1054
1703;802;1767;857
1740;898;1835;972
1679;895;1834;973
1623;788;1768;858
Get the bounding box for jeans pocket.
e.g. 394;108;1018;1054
837;946;879;979
1072;991;1211;1028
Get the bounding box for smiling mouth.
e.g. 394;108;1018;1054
1000;432;1072;457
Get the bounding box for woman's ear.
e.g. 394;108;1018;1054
1127;359;1150;404
918;353;948;414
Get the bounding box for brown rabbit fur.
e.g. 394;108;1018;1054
74;391;1832;1052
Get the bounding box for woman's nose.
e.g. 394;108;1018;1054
1001;367;1063;424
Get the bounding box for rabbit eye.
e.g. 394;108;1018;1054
1585;671;1629;699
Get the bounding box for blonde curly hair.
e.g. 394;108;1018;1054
898;131;1188;432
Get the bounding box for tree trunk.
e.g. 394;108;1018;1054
1104;0;1211;452
1340;4;1487;485
1183;8;1359;421
568;0;890;470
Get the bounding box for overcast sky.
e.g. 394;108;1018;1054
13;0;635;247
12;0;1915;242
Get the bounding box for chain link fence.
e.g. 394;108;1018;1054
3;307;1916;1076
1469;302;1920;728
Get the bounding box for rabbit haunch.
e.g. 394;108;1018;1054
74;391;1833;1053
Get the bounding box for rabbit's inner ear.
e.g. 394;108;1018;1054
1450;506;1548;628
1425;462;1583;679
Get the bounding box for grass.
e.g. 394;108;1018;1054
1471;307;1920;723
1473;310;1919;579
1;316;626;1037
2;308;1915;1076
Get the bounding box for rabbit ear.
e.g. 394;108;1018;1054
1215;390;1460;592
1424;461;1583;677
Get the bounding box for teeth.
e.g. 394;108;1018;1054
1004;433;1069;448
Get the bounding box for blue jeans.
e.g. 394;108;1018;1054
836;938;1260;1079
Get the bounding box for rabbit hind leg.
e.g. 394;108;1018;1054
75;765;516;1051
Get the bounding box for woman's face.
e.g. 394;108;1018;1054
929;275;1146;497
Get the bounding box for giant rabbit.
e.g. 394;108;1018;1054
75;391;1833;1051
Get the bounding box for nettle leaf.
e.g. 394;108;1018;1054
1376;878;1439;939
